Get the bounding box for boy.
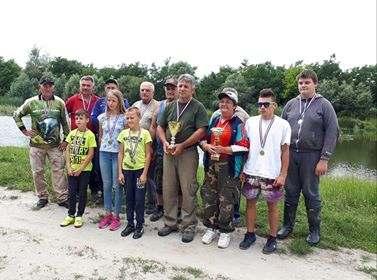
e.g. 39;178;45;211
239;89;291;254
60;109;97;228
118;107;152;239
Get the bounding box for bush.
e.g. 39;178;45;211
8;72;34;99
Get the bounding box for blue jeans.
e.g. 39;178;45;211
99;151;122;215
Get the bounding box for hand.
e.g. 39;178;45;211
315;160;328;176
273;174;286;188
59;141;68;151
239;172;246;184
171;143;184;156
67;168;74;176
118;173;125;185
213;145;224;155
73;169;82;177
22;129;37;138
139;173;147;185
204;143;216;155
163;141;171;154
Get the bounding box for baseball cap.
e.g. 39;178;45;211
105;77;118;86
218;87;238;104
164;78;178;87
39;75;54;85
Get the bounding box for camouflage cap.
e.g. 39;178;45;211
39;75;54;85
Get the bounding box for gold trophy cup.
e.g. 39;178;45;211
210;127;224;161
168;121;182;149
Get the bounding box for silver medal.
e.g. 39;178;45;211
260;150;265;156
298;119;303;125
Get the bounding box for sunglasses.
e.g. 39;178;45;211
257;102;273;108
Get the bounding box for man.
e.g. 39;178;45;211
14;75;69;209
150;78;181;222
278;69;339;245
239;89;291;254
209;87;249;226
66;76;101;202
132;82;159;214
91;77;130;132
157;74;209;243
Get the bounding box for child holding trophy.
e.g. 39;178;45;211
200;88;249;248
118;107;152;239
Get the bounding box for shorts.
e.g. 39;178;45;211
242;175;283;203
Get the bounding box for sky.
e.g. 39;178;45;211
1;0;376;77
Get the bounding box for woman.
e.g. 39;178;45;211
97;89;127;231
200;88;249;249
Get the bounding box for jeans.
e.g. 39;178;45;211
68;171;90;216
99;151;123;215
123;169;145;228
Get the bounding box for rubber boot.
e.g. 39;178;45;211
306;207;321;246
277;203;297;239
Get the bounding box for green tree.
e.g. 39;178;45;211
49;57;84;77
8;72;34;99
0;57;21;95
64;74;80;99
118;75;144;104
24;47;49;83
282;64;303;101
54;74;67;98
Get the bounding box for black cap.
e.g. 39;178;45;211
105;77;118;86
39;75;54;85
164;78;178;87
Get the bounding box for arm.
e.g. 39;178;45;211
274;144;289;188
65;144;73;176
59;103;70;151
118;142;125;184
13;100;37;137
139;142;152;184
172;127;206;156
98;125;103;149
157;125;170;154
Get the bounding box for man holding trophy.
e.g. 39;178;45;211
200;88;249;249
156;74;208;243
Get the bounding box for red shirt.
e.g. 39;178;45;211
65;93;99;131
210;119;232;159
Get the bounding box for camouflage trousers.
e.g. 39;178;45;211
201;161;241;233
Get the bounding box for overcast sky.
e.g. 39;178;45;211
1;0;376;77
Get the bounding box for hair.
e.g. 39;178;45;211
140;81;155;92
259;88;276;102
296;69;318;84
178;74;196;89
126;106;141;118
75;109;90;118
107;89;126;114
80;75;95;86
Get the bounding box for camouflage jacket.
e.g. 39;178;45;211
13;94;70;148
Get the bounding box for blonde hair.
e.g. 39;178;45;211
126;106;141;118
107;89;126;114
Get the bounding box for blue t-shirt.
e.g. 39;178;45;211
98;113;126;153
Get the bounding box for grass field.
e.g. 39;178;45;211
1;146;376;255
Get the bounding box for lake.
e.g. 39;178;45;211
0;116;376;181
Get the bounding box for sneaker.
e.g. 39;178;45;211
262;236;277;254
33;198;48;210
121;224;135;237
145;206;155;215
218;233;231;249
239;232;256;250
58;200;69;209
133;227;144;239
60;215;75;227
158;226;178;237
202;229;217;245
182;229;195;243
74;216;84;228
98;213;113;229
150;209;164;222
109;216;121;231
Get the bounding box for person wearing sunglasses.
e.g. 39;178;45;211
239;89;291;254
278;69;339;246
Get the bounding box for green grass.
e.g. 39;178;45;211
0;147;376;255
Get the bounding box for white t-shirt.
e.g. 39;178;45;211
243;115;291;180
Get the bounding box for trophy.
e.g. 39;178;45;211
168;121;182;148
210;127;224;161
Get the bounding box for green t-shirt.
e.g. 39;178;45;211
117;128;152;170
158;98;208;145
66;129;97;172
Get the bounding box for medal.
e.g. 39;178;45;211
259;116;275;157
298;94;316;125
260;150;265;156
298;119;303;125
108;139;113;145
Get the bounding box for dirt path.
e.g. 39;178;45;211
0;188;374;280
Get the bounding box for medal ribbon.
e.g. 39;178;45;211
127;129;141;163
81;94;93;111
106;114;120;143
298;94;316;122
176;98;192;121
259;116;275;151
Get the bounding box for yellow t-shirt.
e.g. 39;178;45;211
66;129;97;172
117;128;152;170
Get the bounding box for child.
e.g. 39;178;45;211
118;107;152;239
97;89;127;231
60;109;97;228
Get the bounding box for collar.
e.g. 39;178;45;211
38;94;55;101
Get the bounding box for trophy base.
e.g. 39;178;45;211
210;154;220;161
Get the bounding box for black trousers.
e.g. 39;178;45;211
68;171;90;217
123;169;145;228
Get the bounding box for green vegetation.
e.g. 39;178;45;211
0;147;376;255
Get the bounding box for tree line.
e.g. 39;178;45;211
1;48;376;119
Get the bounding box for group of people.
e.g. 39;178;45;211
13;69;338;253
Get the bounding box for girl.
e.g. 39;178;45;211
97;89;127;231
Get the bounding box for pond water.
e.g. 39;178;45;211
0;116;376;181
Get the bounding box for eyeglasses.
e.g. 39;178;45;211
257;102;272;108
